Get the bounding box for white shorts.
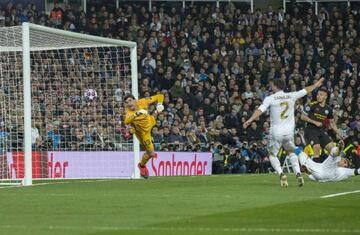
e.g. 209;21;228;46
268;132;295;156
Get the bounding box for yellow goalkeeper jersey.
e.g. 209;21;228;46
124;94;164;134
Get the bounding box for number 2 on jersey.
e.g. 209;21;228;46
280;102;289;119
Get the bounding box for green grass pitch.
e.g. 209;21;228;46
0;174;359;235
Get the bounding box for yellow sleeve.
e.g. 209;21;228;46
140;94;164;106
124;111;136;125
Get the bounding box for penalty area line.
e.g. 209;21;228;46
320;189;360;199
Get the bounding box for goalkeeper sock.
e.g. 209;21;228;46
140;153;152;167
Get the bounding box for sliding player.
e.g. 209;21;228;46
301;87;346;161
124;93;164;179
296;147;360;182
243;78;324;187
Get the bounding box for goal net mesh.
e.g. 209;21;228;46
0;25;135;183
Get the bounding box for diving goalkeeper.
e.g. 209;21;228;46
124;93;165;179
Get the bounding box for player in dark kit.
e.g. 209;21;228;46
301;87;345;161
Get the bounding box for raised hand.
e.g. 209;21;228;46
156;103;164;113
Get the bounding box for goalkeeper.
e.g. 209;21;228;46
124;93;165;179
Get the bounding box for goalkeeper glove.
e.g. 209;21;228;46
135;109;148;116
127;126;135;134
156;103;164;112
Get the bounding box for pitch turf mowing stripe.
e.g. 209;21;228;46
146;193;360;234
0;225;359;234
0;175;359;235
320;189;360;198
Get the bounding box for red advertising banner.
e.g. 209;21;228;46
7;152;48;179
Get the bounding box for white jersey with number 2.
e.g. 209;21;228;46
258;89;307;135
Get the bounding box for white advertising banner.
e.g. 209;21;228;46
2;151;212;179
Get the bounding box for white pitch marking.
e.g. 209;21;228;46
320;190;360;198
0;185;22;189
0;179;119;189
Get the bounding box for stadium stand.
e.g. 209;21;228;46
0;1;359;173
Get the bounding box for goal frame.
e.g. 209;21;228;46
9;22;140;186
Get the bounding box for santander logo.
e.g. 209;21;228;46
48;153;69;178
150;153;208;176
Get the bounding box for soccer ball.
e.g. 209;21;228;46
84;89;97;101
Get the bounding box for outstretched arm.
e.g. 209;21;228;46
243;96;271;129
291;77;325;101
243;96;270;129
301;113;323;127
124;110;148;125
329;119;346;139
146;94;165;105
243;109;263;129
141;94;165;113
304;77;325;94
336;167;358;181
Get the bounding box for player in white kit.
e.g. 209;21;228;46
243;78;325;187
296;148;360;182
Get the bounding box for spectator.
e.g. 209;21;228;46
50;3;63;27
0;1;358;172
168;126;183;143
142;58;155;77
247;122;262;142
46;123;61;149
224;109;240;129
169;80;185;99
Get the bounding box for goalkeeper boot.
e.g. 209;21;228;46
296;173;304;187
150;152;158;159
138;163;149;179
280;173;288;187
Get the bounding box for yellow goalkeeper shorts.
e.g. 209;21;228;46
135;131;154;152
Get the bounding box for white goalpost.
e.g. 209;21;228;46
0;23;140;186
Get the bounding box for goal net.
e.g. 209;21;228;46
0;23;140;186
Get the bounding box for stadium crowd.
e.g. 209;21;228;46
0;1;359;173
